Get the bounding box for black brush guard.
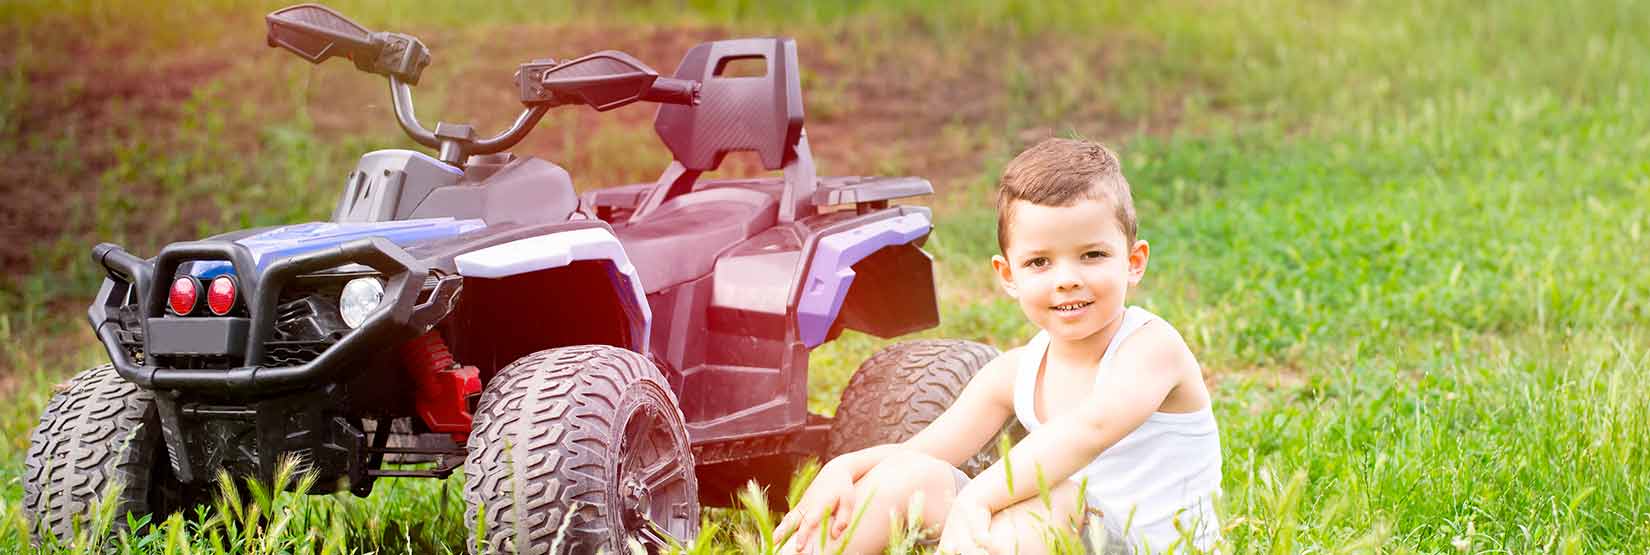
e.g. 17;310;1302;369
88;237;460;395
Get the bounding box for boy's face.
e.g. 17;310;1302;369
992;198;1148;344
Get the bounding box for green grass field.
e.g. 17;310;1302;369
2;0;1647;552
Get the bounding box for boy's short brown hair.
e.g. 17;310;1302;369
996;138;1137;253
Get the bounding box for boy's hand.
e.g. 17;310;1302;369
773;463;857;554
936;494;992;555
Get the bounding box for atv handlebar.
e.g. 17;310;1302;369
268;3;700;167
389;76;552;160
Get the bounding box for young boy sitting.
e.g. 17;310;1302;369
773;139;1223;554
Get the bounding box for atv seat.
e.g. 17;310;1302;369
590;37;806;293
615;181;779;293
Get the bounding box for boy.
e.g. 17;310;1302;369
774;139;1223;554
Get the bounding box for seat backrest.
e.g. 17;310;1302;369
654;38;804;172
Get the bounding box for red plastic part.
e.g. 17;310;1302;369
206;276;237;315
168;277;198;315
401;331;481;442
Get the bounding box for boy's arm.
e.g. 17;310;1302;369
957;324;1193;512
899;347;1020;466
773;348;1020;544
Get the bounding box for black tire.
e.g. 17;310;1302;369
827;339;1023;477
22;365;209;544
464;345;699;554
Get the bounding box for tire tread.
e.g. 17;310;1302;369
827;340;1013;476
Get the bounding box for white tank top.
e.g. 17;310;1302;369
1013;306;1223;553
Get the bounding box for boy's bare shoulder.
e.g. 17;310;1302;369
1117;316;1200;376
967;346;1025;400
979;346;1024;378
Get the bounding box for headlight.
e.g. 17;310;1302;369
339;277;385;329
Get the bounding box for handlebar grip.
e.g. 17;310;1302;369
365;32;431;85
642;78;700;105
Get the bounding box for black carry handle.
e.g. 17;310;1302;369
266;4;430;85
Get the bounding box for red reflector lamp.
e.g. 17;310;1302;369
168;277;199;315
207;275;237;316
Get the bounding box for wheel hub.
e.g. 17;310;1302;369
615;400;695;549
622;477;650;518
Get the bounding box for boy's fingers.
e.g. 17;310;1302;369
938;516;967;554
777;493;822;538
786;527;810;555
968;510;991;550
797;515;817;539
779;528;801;555
829;495;853;538
776;514;804;543
786;524;810;555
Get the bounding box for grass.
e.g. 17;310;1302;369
3;0;1649;552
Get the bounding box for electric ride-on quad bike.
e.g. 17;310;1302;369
24;4;1015;552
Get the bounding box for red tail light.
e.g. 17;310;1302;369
207;275;237;316
168;277;199;315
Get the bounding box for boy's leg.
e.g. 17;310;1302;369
789;449;961;554
985;479;1094;555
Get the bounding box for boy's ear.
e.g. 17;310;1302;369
1128;239;1149;286
991;254;1018;298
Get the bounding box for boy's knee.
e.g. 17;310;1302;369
866;449;952;486
988;511;1051;555
988;498;1077;555
859;450;957;511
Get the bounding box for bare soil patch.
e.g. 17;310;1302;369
1;24;246;283
299;20;1156;188
3;17;1171;296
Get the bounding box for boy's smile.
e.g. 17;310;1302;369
992;198;1148;348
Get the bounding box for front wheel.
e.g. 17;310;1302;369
464;345;699;554
22;365;212;544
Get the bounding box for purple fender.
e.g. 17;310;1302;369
795;211;933;347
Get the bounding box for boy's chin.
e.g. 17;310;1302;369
1044;326;1106;343
1034;307;1122;342
1035;317;1106;340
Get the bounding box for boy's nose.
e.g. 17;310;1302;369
1054;265;1082;290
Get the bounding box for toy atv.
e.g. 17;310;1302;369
23;4;1010;552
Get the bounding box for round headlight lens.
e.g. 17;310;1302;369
339;277;385;329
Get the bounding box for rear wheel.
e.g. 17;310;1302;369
828;339;1022;476
23;365;211;544
464;345;699;554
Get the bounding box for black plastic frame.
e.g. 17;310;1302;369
89;237;455;395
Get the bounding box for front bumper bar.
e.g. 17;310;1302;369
88;237;458;395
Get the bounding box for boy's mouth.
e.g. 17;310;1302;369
1050;301;1092;312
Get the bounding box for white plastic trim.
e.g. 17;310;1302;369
453;227;652;353
454;227;633;278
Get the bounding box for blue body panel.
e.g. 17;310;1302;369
186;218;486;278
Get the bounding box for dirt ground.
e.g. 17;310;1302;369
1;16;1152;301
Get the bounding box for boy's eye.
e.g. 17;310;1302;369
1024;257;1049;268
1083;250;1108;259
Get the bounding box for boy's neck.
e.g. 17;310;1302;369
1044;306;1128;370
